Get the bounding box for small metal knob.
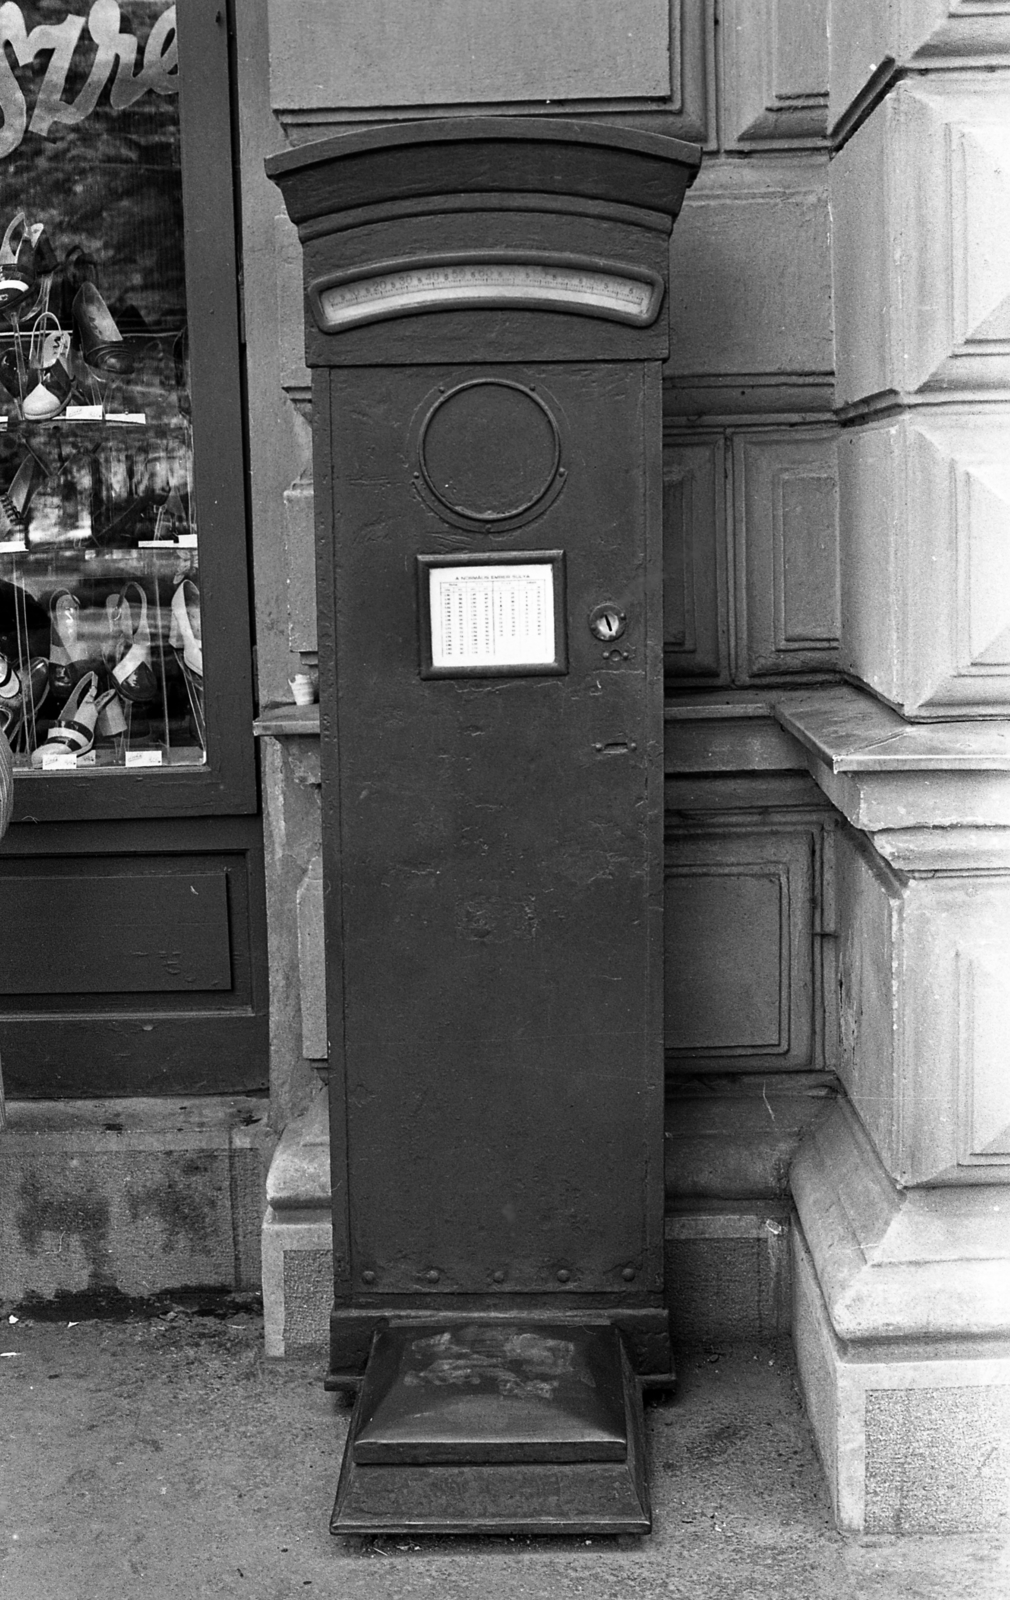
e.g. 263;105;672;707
622;1266;636;1282
557;1268;571;1283
362;1270;376;1285
493;1270;505;1284
426;1269;440;1283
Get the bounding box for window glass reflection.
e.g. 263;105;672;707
0;1;203;773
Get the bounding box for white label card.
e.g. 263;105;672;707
429;564;556;669
40;750;77;770
125;749;164;768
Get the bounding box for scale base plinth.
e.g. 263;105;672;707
326;1300;675;1392
331;1319;652;1537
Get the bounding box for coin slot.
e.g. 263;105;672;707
589;603;627;642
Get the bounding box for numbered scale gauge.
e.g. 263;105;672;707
309;256;665;333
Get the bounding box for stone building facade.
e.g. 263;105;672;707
1;0;1008;1535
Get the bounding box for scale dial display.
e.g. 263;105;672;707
311;257;664;333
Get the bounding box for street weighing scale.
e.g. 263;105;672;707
268;119;701;1536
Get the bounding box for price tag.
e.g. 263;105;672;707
40;750;76;771
125;750;163;768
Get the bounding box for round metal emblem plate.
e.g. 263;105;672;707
418;379;562;529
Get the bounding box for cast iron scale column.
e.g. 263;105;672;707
269;120;700;1536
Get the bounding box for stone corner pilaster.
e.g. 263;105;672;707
776;684;1010;1529
791;1100;1010;1533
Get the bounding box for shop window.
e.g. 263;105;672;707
0;0;253;821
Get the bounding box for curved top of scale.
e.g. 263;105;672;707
266;116;702;230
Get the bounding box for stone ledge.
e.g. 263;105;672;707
2;1095;272;1152
792;1099;1010;1349
253;704;321;739
775;685;1010;838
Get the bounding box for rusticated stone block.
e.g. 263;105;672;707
835;824;1010;1185
667;157;833;394
839;410;1010;718
792;1102;1010;1530
830;0;1010;139
720;0;828;149
793;1218;1010;1532
733;428;840;681
834;80;1010;410
665;1211;792;1341
0;1098;273;1306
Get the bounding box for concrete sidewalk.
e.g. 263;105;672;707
2;1307;1007;1600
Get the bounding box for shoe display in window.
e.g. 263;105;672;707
149;484;193;546
107;582;156;704
0;655;49;746
0;216;57;318
73;281;134;375
0;451;45;550
0;649;19;704
48;588;91;702
169;577;202;677
22;320;74;422
0;340;23;401
170;577;204;747
30;669;124;765
0;214;35;315
0;578;49;665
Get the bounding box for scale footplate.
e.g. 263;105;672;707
331;1320;651;1536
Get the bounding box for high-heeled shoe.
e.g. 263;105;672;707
150;485;188;544
0;214;33;314
169;578;202;677
72;281;133;375
30;670;124;765
0;655;49;744
0;649;19;704
0;340;23;401
107;582;156;703
0;452;44;549
0;217;56;318
48;588;90;702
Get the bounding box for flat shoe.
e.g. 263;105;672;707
22;330;73;421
